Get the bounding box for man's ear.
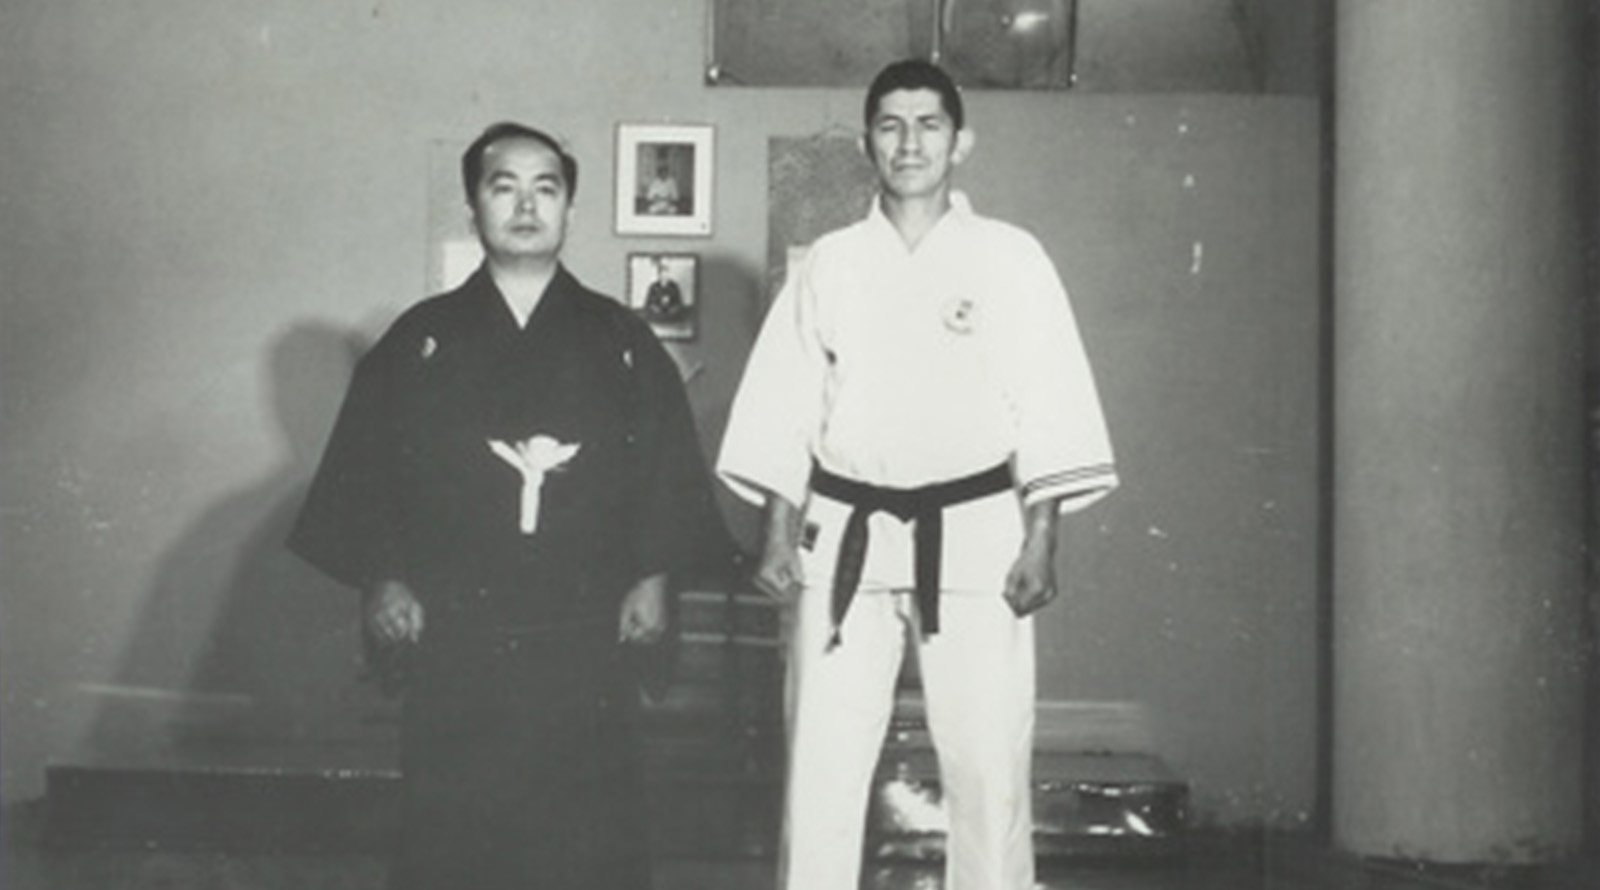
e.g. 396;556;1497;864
857;133;873;162
952;128;976;165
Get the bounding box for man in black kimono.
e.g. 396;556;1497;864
288;122;727;889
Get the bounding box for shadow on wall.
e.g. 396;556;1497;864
663;251;768;557
84;321;396;771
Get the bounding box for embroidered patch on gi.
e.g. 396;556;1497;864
420;335;438;359
942;295;978;334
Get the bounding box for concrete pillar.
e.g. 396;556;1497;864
1332;0;1593;863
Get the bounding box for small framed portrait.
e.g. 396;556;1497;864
626;252;698;340
615;123;714;236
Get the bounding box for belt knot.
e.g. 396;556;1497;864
810;462;1013;648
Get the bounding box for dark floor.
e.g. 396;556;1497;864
4;854;1597;890
0;850;1338;890
5;821;1596;890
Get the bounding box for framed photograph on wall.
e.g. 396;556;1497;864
615;123;714;236
626;252;698;340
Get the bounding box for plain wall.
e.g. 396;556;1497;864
0;0;1322;826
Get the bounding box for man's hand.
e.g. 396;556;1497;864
620;574;669;644
366;580;425;644
754;541;805;604
1003;500;1060;617
753;496;805;603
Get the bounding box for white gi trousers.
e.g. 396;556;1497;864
779;495;1037;890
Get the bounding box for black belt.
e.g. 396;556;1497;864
811;461;1014;647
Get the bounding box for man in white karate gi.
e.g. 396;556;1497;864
717;59;1120;890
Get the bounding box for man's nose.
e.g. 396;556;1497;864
515;190;537;211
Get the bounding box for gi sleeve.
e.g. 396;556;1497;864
716;256;829;509
628;325;738;582
286;344;405;590
1001;239;1120;514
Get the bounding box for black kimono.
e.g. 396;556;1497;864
289;266;726;889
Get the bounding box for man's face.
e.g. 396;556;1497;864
864;88;970;200
470;137;572;264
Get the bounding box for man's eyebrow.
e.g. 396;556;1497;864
873;111;947;125
483;169;564;187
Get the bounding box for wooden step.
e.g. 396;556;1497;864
868;748;1189;862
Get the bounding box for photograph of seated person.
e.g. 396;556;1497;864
640;145;682;216
644;257;687;323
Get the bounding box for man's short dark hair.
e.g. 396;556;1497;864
461;122;578;203
863;59;965;131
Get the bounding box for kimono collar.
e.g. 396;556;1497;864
465;263;580;330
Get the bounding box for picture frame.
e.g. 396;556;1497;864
615;123;714;236
625;252;699;340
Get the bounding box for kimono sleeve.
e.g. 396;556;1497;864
627;328;738;583
286;343;405;590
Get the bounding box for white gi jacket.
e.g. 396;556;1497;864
719;192;1118;597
